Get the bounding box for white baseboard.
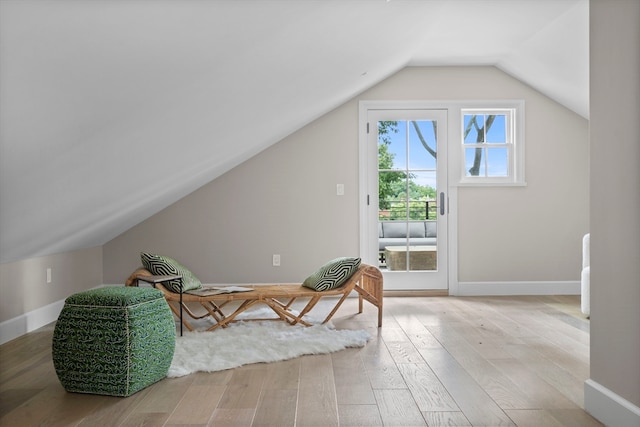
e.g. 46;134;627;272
585;379;640;427
456;280;580;296
0;284;115;346
0;299;65;345
0;281;579;344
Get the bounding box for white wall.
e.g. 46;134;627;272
104;66;588;288
586;1;640;424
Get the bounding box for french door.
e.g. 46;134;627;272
361;108;448;291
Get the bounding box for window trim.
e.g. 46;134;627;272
458;101;525;186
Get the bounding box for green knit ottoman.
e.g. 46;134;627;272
52;286;175;397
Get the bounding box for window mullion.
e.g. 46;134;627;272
460;105;524;185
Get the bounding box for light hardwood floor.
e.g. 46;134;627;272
0;295;603;427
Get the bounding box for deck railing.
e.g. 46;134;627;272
379;200;437;220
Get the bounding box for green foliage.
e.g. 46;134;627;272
389;179;437;200
378;121;405;211
378;121;436;219
382;178;437;220
377;121;398;146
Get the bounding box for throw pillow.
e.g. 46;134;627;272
302;257;361;292
140;252;202;293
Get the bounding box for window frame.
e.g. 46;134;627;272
458;101;525;186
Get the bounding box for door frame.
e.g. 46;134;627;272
358;100;459;294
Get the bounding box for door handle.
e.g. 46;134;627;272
440;192;445;215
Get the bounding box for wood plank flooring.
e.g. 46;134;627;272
0;295;603;426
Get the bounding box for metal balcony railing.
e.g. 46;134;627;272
379;200;437;220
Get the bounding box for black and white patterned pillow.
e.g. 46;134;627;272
140;252;202;293
302;257;361;291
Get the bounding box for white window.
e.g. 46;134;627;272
460;103;525;185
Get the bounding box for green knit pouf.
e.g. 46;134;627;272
52;286;175;397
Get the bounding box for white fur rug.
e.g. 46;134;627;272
168;308;371;377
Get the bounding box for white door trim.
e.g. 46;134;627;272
358;100;459;293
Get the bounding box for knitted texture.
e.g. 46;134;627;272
52;287;175;397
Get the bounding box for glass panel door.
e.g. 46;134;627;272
369;110;447;290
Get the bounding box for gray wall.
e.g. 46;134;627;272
104;96;361;284
0;246;102;323
589;0;640;410
103;66;589;286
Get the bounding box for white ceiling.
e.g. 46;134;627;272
0;0;588;264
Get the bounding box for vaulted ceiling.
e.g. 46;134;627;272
0;0;588;264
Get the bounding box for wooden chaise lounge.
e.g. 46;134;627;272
126;264;383;333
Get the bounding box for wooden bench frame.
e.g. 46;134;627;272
128;264;383;332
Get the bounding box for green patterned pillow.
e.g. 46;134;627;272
140;252;202;293
302;257;361;291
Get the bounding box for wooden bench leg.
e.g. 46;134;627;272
264;292;354;326
166;301;195;332
262;297;316;326
206;299;264;331
321;292;353;324
355;278;383;327
200;301;229;326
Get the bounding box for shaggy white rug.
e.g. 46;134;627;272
168;308;371;377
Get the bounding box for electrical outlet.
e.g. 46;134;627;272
272;254;281;266
46;268;52;284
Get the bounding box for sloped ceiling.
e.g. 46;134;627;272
0;0;588;264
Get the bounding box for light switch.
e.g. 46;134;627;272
336;184;344;196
